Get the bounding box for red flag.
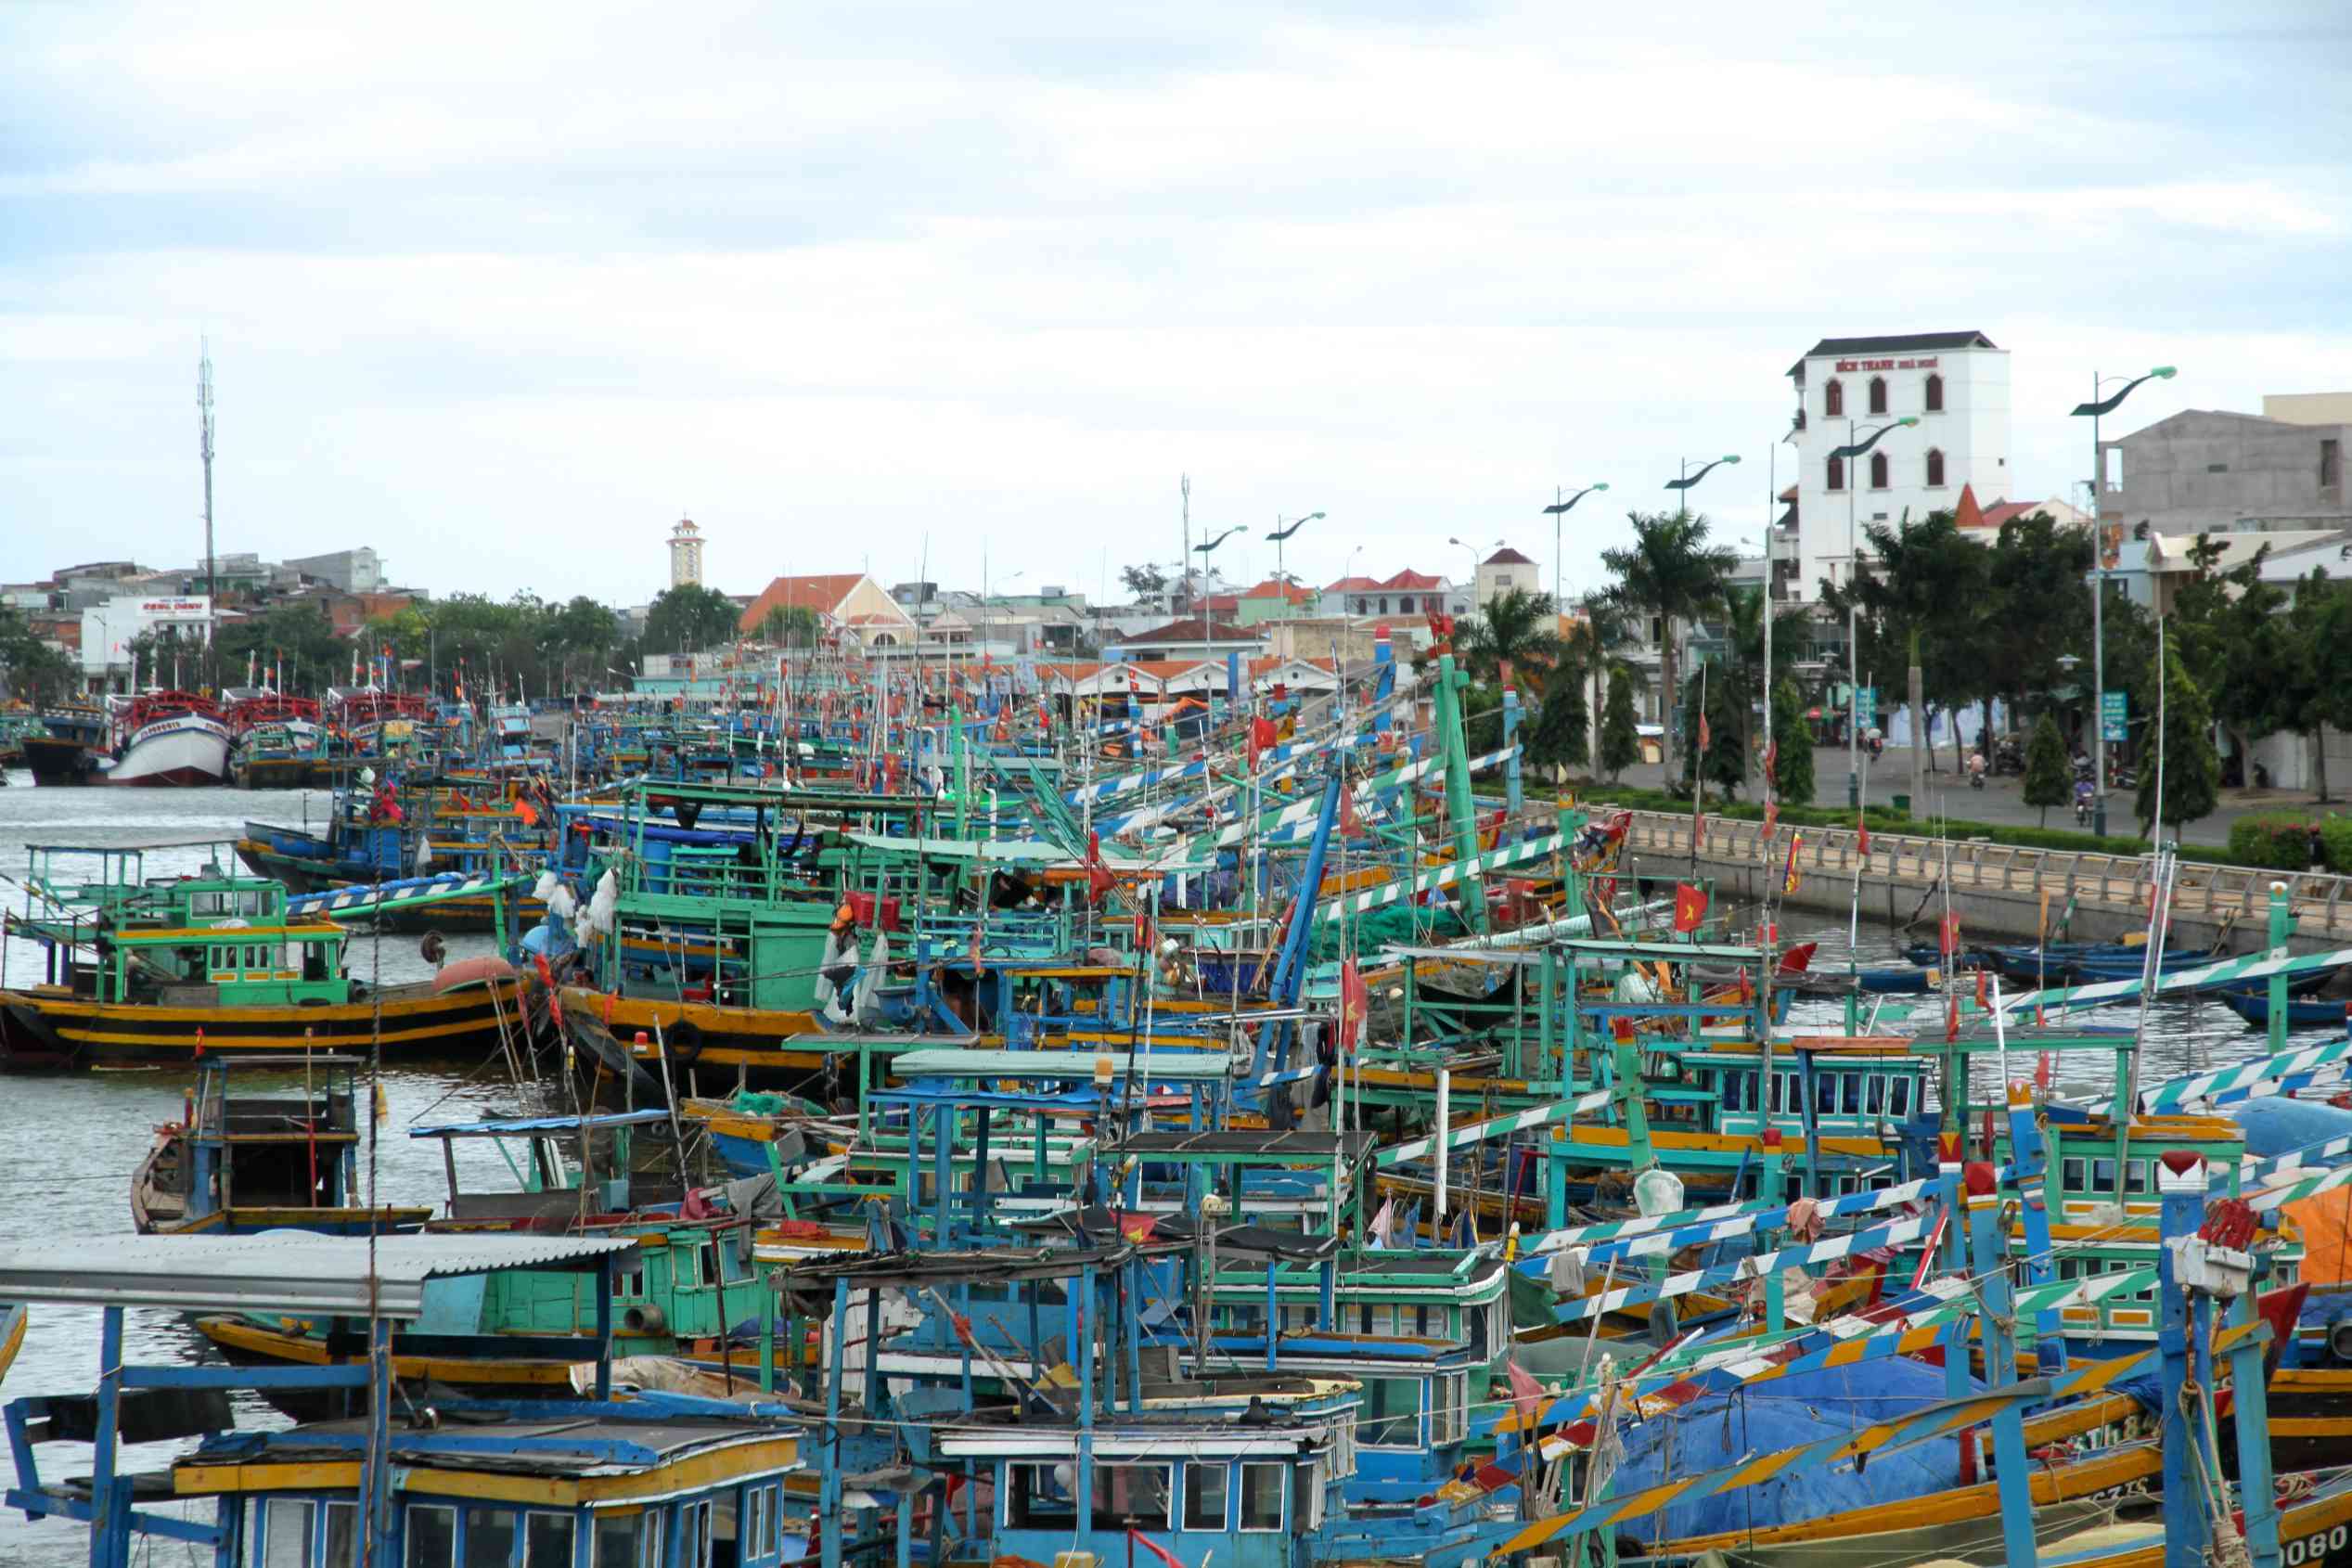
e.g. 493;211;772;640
1127;1530;1185;1568
1857;815;1871;856
1698;712;1711;752
1762;798;1779;838
1506;1358;1548;1432
1940;910;1962;954
1340;785;1363;837
1673;881;1708;932
1085;831;1115;905
1339;958;1369;1051
1764;739;1779;788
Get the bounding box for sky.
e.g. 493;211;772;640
4;1;2347;611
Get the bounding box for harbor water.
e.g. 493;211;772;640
0;777;2328;1564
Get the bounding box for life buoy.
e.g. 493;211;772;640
419;931;448;967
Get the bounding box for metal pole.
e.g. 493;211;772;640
2091;373;2109;836
1847;418;1860;809
1762;445;1774;798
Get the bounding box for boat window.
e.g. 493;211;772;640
239;889;270;916
524;1513;574;1568
211;945;235;976
1468;1302;1497;1360
1865;1075;1885;1115
739;1489;768;1562
2091;1158;2118;1193
264;1499;315;1568
2126;1160;2150;1194
1361;1376;1423;1446
407;1504;457;1568
685;1500;712;1568
1090;1464;1172;1530
1767;1074;1782;1113
2063;1157;2088;1192
1182;1461;1228;1530
1433;1373;1468;1446
617;1260;646;1299
1839;1074;1862;1115
1814;1073;1836;1114
464;1506;518;1568
1007;1464;1077;1526
324;1502;358;1567
1888;1078;1912;1117
1228;1304;1263;1332
1238;1462;1285;1532
194;892;227;917
590;1512;643;1568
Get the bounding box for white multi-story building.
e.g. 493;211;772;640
668;518;705;589
1785;331;2011;603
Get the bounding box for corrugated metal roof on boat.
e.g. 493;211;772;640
0;1233;636;1319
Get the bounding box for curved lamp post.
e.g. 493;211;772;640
2071;366;2177;835
1665;454;1742;495
1825;418;1920;807
1194;527;1246;713
1542;483;1609;619
1263;511;1325;592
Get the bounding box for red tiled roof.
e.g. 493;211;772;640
1951;483;1984;532
1381;570;1444;590
1484;547;1537;567
1240;578;1316;604
1324;575;1381;593
738;573;868;633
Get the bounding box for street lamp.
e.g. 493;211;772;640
1541;483;1610;619
1263;511;1325;591
2071;366;2177;835
1447;537;1501;616
1665;455;1742;495
1826;417;1921;807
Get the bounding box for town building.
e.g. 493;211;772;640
1317;571;1468;620
1108;616;1261;662
1785;330;2011;602
1473;548;1537;610
736;572;918;649
80;594;213;687
667;519;705;589
2099;400;2350;543
282;547;385;595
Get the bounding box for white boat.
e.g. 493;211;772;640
105;691;231;787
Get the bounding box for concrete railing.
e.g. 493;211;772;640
1618;809;2352;936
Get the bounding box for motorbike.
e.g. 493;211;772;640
2075;787;2096;827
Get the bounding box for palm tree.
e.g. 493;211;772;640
1600;510;1739;765
1561;592;1635;772
1451;588;1562;689
1720;585;1815;774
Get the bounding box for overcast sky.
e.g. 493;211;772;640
5;2;2346;610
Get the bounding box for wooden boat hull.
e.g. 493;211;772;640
0;1302;24;1386
21;734;102;786
0;977;525;1071
560;985;883;1094
236;841;545;932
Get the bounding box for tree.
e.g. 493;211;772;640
1720;585;1813;773
1523;666;1587;778
1600;510;1737;766
2299;575;2352;800
1598;665;1640;783
1981;511;2093;740
1562;592;1635;774
1817;509;1987;782
2023;713;2073;828
759;604;821;649
2135;636;2221;839
0;609;74;705
1767;679;1816;809
646;585;743;655
1680;667;1746;798
1119;563;1169;601
1453;588;1561;690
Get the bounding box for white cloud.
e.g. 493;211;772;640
2;0;2346;606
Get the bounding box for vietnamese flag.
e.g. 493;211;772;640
1673;881;1708;932
1857;814;1871;856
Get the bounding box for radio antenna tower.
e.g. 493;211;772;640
199;341;217;666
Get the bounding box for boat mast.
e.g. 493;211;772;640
199;341;217;690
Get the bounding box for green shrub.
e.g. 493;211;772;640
2321;817;2352;875
2229;814;2320;871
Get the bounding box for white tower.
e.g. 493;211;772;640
668;518;704;589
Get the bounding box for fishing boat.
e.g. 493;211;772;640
102;688;231;786
0;1232;812;1568
20;704;109;785
130;1053;433;1235
0;840;529;1070
226;691;324;788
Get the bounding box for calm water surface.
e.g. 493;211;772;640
0;773;2317;1563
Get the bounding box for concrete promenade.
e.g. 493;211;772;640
1612;743;2342;848
1613;806;2352;952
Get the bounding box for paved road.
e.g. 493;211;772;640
1608;744;2339;848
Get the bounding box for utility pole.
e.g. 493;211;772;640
199;341;217;690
